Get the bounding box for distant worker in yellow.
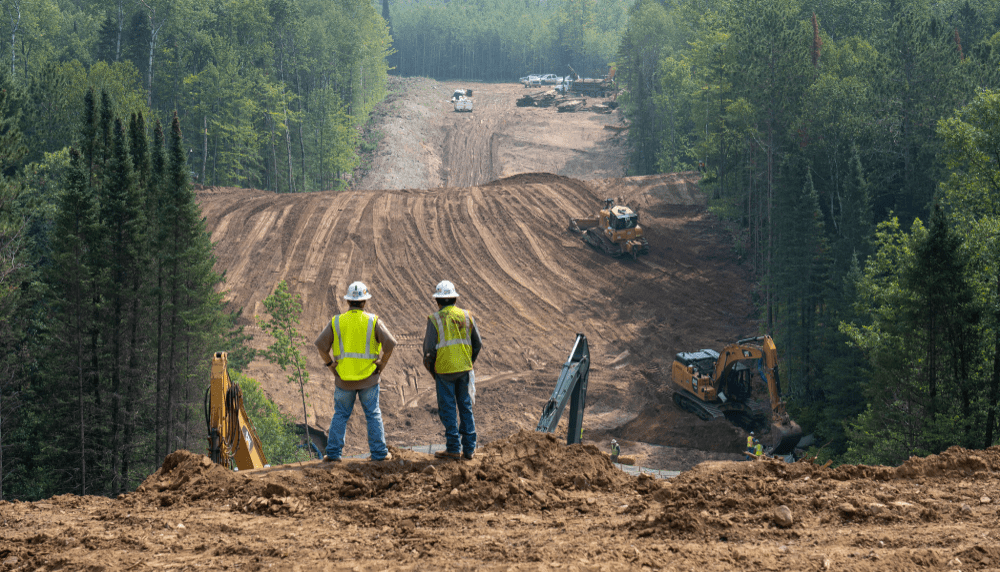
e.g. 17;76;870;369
422;280;482;460
315;281;397;462
746;431;756;459
754;442;764;460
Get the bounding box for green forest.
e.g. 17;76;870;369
2;0;1000;500
0;0;390;500
615;0;1000;464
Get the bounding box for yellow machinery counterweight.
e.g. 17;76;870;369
205;352;267;470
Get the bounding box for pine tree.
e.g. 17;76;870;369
45;148;99;496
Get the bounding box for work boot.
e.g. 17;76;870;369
322;455;341;463
462;450;475;460
434;450;461;460
371;452;393;462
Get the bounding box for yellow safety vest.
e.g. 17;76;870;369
431;305;474;374
332;310;381;381
747;435;755;449
754;444;763;458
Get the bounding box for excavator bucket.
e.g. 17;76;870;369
768;419;803;456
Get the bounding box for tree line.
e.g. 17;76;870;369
0;0;391;193
0;0;393;500
388;0;628;80
617;0;1000;464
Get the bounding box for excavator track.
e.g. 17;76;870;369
672;390;724;421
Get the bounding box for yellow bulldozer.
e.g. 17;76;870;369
568;198;650;259
671;335;803;455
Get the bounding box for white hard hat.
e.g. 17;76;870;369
344;281;372;301
433;280;459;298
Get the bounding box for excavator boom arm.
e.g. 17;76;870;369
536;334;590;444
206;352;267;470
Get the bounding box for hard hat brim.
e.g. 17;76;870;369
432;292;459;298
344;293;372;301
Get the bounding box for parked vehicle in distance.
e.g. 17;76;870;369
452;89;473;112
539;74;562;84
521;75;541;88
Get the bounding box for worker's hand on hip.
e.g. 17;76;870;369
374;360;385;374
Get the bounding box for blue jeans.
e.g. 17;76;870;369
325;385;388;460
435;372;477;455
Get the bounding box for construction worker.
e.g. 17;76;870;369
423;280;482;460
315;281;397;462
754;442;764;460
610;439;621;463
746;431;756;455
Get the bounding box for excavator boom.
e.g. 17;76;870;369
536;334;590;444
206;352;267;470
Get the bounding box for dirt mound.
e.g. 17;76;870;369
894;445;1000;478
640;447;1000;543
612;403;747;453
484;172;591;187
135;450;239;506
6;443;1000;569
131;432;632;516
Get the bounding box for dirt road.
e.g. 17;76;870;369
357;79;628;190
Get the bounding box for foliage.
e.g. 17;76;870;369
618;0;1000;462
233;372;311;465
390;0;628;80
256;280;315;457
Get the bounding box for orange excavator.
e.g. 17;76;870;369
671;335;802;455
204;352;267;470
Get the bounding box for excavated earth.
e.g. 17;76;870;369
5;79;1000;570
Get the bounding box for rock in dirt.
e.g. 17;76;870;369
838;502;858;516
773;505;794;528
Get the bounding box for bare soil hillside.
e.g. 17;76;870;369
195;78;753;471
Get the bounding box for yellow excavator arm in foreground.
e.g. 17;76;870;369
206;352;267;470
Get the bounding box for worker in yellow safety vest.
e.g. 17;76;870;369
754;442;764;460
315;281;397;462
422;280;482;460
746;431;757;460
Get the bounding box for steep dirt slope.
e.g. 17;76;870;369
198;170;753;467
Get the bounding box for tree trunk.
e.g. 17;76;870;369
5;0;20;76
201;116;208;185
284;106;295;193
985;271;1000;447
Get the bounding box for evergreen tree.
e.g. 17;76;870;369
0;67;26;501
43;148;99;496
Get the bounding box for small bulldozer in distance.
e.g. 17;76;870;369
569;198;650;259
671;335;803;456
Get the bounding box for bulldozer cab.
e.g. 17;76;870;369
608;206;639;230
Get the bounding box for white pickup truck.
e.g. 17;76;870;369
452;89;473;112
